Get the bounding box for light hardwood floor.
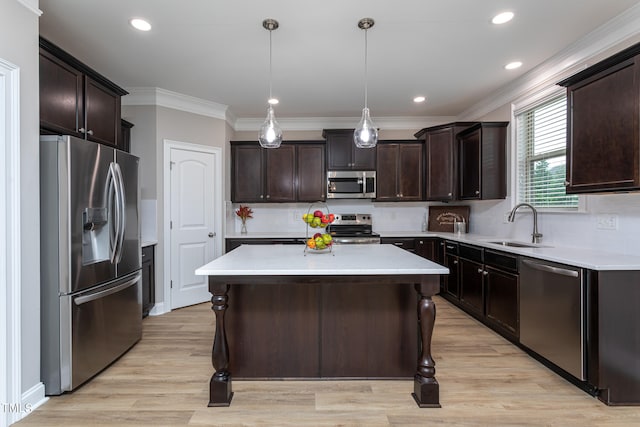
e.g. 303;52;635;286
18;296;640;426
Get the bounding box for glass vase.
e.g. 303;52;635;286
241;220;248;234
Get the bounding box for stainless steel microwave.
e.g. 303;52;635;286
327;171;376;199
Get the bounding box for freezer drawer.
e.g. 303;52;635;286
45;272;142;395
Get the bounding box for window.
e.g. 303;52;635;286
516;95;578;209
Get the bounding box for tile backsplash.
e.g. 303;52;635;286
227;192;640;257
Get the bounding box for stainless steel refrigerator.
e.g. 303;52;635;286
40;135;142;395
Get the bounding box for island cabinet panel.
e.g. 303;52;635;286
459;255;484;317
223;280;418;379
559;43;640;193
442;241;460;299
320;283;418;378
324;129;376;170
226;283;320;378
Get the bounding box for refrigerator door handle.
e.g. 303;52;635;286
113;163;127;263
107;163;121;264
73;272;142;305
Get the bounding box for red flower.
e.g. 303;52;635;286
235;205;253;221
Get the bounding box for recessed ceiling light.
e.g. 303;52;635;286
130;18;152;31
492;12;514;25
413;96;426;103
504;61;522;70
268;98;279;105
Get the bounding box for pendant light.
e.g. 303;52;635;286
354;18;378;149
258;18;283;148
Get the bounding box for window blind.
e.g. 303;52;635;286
516;95;578;209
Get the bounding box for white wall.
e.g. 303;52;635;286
0;0;43;415
122;104;229;307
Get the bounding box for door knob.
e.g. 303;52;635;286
208;232;215;238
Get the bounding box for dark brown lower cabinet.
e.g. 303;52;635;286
141;245;155;318
459;257;484;317
484;266;519;338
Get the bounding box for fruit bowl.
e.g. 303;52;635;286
302;202;335;254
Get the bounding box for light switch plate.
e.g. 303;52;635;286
596;214;618;230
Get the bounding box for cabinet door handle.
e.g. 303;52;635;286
393;242;404;246
260;195;264;199
419;241;423;244
440;242;445;246
477;268;483;274
446;245;455;250
86;129;94;136
448;192;452;197
475;190;480;195
78;127;86;134
453;260;458;265
266;195;270;199
564;180;570;187
483;270;489;276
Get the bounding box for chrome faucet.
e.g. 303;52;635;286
508;203;543;244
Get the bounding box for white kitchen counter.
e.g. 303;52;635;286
379;231;640;271
196;244;448;276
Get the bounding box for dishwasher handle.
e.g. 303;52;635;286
521;259;579;277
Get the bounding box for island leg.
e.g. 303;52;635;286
209;281;233;407
412;282;440;408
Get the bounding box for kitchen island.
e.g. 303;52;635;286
195;244;448;408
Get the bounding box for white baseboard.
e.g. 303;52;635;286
14;382;47;423
148;302;168;316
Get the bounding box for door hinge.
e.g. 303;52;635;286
170;280;173;289
170;161;175;170
170;220;173;229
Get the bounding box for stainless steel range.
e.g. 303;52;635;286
327;213;380;244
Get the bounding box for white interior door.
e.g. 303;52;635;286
169;147;217;309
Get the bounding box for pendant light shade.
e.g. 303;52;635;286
258;105;283;148
258;18;283;148
354;18;378;149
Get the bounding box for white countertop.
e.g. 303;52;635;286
196;244;449;276
222;231;640;271
380;231;640;271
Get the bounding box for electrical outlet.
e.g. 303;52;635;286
596;214;618;230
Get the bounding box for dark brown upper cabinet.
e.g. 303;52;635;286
415;122;476;201
39;37;127;149
323;129;376;170
457;122;509;200
231;141;326;203
296;143;326;202
558;42;640;194
375;141;423;201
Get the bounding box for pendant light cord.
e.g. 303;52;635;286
269;28;273;101
364;27;368;109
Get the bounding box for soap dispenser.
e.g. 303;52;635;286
421;212;428;232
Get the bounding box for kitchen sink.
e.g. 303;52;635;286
487;240;551;248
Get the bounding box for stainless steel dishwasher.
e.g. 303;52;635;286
519;258;585;380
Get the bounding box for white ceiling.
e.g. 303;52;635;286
38;0;640;122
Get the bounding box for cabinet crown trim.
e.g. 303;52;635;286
558;41;640;87
39;37;128;96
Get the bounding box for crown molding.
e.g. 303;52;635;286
458;3;640;121
123;87;230;121
16;0;41;16
234;115;455;132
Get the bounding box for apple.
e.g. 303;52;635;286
313;210;324;218
321;215;329;224
313;233;322;239
328;213;335;223
321;234;332;244
312;217;321;227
